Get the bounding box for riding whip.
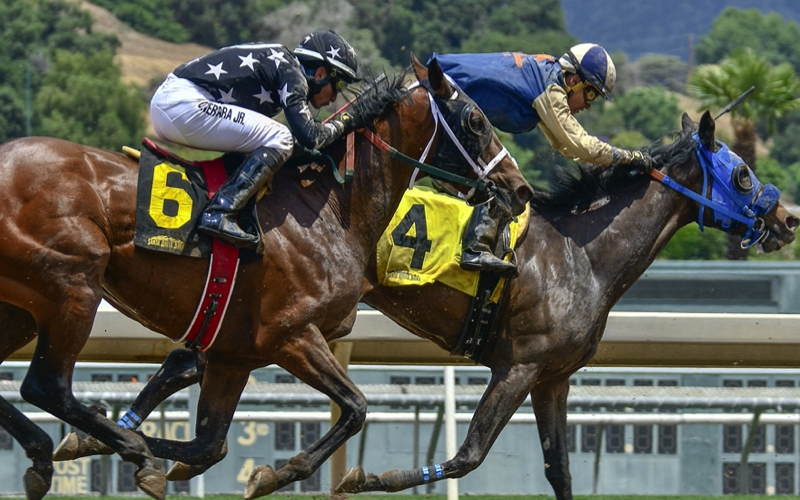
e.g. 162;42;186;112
713;86;755;120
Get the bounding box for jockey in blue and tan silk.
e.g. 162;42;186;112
429;44;654;276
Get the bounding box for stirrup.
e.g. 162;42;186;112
198;212;259;249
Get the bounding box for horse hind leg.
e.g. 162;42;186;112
246;323;367;500
0;302;54;500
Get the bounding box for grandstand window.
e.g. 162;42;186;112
633;424;652;454
91;373;113;382
605;379;625;453
581;425;598;453
467;377;488;385
722;463;740;494
776;421;795;454
776;380;796;388
776;463;795;494
566;425;576;453
90;459;103;493
276;374;296;384
633;379;653;454
173;479;191;494
117;374;138;382
723;423;742;453
416;376;435;385
301;423;320;448
275;423;295;450
748;462;766;494
658;424;677;454
117;461;138;492
0;372;12;380
722;380;743;453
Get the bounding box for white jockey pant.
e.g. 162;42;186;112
150;73;294;161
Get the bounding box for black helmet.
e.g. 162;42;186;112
295;31;361;94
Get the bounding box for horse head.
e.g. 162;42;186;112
653;111;798;252
409;54;532;216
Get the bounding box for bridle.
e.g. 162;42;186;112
357;79;514;206
648;135;780;248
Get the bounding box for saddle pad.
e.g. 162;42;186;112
376;186;529;297
134;144;212;258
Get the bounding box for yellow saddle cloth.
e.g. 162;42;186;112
376;186;529;297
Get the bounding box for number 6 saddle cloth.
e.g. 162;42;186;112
376;186;530;298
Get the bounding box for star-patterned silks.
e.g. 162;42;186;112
299;105;312;121
267;48;287;68
326;45;341;60
278;83;292;107
253;86;273;104
238;52;258;70
219;88;236;103
205;61;227;80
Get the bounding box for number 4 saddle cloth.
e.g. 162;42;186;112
376;186;530;297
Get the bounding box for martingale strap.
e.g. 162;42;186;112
179;159;240;351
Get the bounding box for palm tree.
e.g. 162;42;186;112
688;48;800;259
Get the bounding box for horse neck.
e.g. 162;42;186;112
347;88;438;248
530;175;696;307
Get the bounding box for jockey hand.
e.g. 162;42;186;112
619;150;655;177
331;112;358;137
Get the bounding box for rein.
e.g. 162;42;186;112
648;139;777;248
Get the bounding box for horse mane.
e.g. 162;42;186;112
347;69;411;128
529;125;696;214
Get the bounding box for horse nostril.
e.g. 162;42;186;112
788;216;800;231
517;185;533;203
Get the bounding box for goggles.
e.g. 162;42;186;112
584;83;599;102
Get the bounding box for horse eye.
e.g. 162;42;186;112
731;164;754;194
461;105;485;136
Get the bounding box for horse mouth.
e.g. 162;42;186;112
760;214;799;252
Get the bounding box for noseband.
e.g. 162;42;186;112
649;135;781;248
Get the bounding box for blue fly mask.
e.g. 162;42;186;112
693;135;781;247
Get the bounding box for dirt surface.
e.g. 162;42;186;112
78;1;212;88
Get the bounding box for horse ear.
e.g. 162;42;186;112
680;112;694;134
411;53;428;82
698;110;717;151
426;57;453;99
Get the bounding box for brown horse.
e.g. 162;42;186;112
56;111;798;499
0;56;532;500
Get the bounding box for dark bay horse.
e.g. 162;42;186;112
56;111;798;499
0;56;532;500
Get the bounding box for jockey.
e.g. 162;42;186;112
150;30;361;249
429;44;654;276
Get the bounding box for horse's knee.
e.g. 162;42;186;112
343;395;367;431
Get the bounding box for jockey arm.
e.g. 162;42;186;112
533;84;621;165
280;74;345;151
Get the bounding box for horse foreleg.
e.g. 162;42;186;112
246;323;366;500
22;327;166;500
0;304;53;500
139;354;247;470
336;363;538;494
54;348;206;462
531;375;574;500
0;397;53;500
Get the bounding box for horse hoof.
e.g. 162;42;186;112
53;433;113;461
23;467;51;500
244;464;279;500
335;466;365;494
167;461;203;481
135;466;166;500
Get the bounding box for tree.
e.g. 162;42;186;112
35;50;146;149
688;48;800;259
611;86;681;142
695;8;800;73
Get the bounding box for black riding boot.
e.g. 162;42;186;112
198;146;284;249
460;204;517;276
